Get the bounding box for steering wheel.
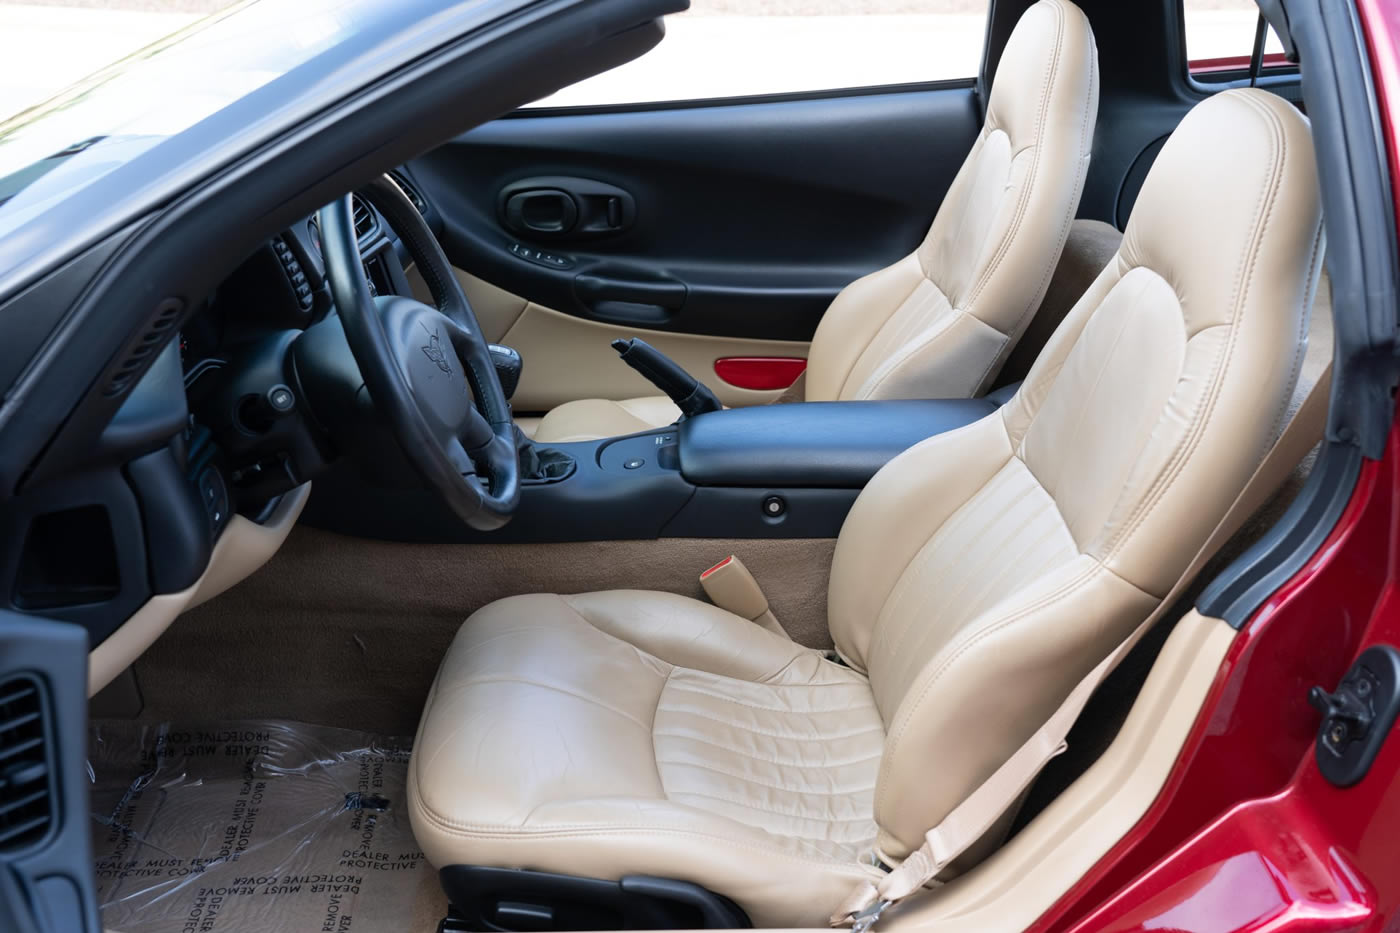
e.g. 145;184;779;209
317;176;519;530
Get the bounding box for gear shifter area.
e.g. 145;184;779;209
488;342;578;484
488;343;523;399
518;440;577;484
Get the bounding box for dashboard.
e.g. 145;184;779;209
0;169;435;695
187;191;419;506
184;178;420;406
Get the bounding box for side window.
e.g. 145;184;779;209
525;0;991;109
1183;0;1289;78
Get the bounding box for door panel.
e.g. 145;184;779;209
407;265;808;409
404;86;982;408
499;302;809;410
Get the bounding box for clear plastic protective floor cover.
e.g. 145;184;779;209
88;719;447;933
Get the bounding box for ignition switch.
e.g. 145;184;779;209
1307;644;1400;787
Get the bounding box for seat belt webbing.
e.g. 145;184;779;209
832;363;1334;931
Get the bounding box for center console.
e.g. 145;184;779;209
302;396;1000;544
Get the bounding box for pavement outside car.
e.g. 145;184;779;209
0;0;1270;124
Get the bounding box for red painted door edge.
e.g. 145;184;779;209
1190;52;1292;74
712;357;807;391
1034;455;1386;932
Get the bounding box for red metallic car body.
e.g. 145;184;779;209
1032;6;1400;929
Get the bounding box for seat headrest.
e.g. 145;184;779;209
1121;88;1319;338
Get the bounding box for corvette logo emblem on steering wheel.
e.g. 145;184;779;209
420;328;453;375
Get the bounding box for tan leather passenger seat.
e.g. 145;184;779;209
408;87;1323;928
531;0;1100;443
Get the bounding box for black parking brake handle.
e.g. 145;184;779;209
611;338;722;420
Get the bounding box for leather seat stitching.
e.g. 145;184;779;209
752;649;873;686
853;445;1018;669
1025;269;1155;521
837;267;931;399
920;129;1002;287
666;785;878;820
869;463;1045;662
649;666;675;797
651;730;884;768
998;10;1098;351
960;0;1065;313
966;3;1093;397
859;307;1006;401
875;558;1152;829
757;661;872;688
655;757;880;797
661;680;876;714
653;705;885;741
881;484;1079;689
1102;91;1288;561
675;668;872;690
664;789;878;833
874;558;1099;817
1102;98;1280;550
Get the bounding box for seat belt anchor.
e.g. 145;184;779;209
851;899;893;933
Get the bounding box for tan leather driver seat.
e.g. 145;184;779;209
530;0;1100;443
409;89;1322;928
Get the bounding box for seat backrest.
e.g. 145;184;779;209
804;0;1099;405
827;88;1323;862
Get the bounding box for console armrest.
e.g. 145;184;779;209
677;399;998;489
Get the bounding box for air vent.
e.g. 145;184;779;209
388;170;428;214
103;298;183;397
310;196;380;248
0;676;51;851
351;195;378;241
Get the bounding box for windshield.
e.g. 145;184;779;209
0;0;382;238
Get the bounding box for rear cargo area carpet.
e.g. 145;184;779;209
89;719;447;933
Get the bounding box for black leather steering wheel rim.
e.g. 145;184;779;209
318;175;519;530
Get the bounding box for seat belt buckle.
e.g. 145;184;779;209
699;556;787;637
850;899;893;933
700;556;768;620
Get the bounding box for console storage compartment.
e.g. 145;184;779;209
678;399;997;489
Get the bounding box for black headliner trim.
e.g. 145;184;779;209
504;76;979;118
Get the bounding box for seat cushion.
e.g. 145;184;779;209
532;395;680;444
407;590;884;928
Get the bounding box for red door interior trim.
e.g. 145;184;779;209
713;357;807;391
